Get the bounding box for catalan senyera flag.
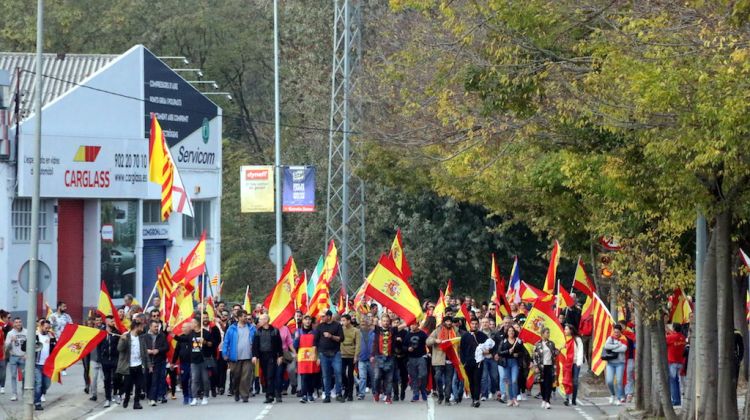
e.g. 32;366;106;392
148;115;194;220
433;290;447;323
490;254;511;317
543;240;561;294
96;281;127;333
572;257;596;297
390;229;413;280
263;256;299;328
439;337;470;396
337;290;347;314
157;260;174;299
320;240;339;285
210;274;219;287
172;231;206;293
519;298;566;351
364;254;423;325
589;293;615;375
243;286;252;313
43;324;106;383
507;257;521;304
668;288;693;325
307;277;330;318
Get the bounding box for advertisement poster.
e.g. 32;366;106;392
240;165;274;213
282;166;315;212
101;200;137;298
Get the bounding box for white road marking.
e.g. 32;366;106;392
427;395;435;420
254;403;273;420
574;406;595;420
85;405;117;420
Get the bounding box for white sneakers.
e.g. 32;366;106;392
103;400;111;408
40;395;46;402
609;396;615;405
189;398;197;406
150;400;157;406
615;399;622;406
10;394;18;401
201;397;208;405
1;387;5;394
545;402;551;409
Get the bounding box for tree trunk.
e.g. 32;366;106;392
682;316;696;420
642;318;653;412
651;311;678;420
634;287;646;411
716;209;739;419
698;230;718;419
732;266;747;380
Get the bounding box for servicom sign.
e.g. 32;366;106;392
143;49;219;170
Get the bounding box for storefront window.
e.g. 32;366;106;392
142;200;165;224
11;198;48;242
101;200;137;299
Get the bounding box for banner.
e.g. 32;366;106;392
240;165;274;212
282;166;315;212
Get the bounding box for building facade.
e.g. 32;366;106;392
0;45;222;322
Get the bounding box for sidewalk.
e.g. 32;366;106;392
0;363;99;420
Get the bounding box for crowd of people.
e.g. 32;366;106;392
0;292;715;413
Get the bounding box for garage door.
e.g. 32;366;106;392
57;200;84;323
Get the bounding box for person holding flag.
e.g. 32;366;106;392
427;316;458;405
21;319;56;411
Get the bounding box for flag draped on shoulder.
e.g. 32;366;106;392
364;254;423;325
572;257;596;297
390;229;413;279
543;240;560;294
43;324;106;383
148;115;193;220
589;293;615;375
263;256;298;328
96;282;126;333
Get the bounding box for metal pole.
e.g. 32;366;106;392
340;0;350;294
694;211;706;420
24;1;43;417
273;0;283;280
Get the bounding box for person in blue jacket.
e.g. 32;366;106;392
222;310;256;402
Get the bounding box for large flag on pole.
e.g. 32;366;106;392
43;324;106;383
308;256;324;298
172;231;207;292
543;240;560;294
589;293;615;375
572;257;596;297
433;290;447;323
320;240;339;285
96;282;126;333
263;256;299;328
668;288;693;325
490;254;511;316
364;254;423;325
307;278;330;318
389;229;413;279
507;257;521;304
243;286;252;313
148;115;194;220
519;298;566;350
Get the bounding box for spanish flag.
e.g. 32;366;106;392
519;281;548;303
389;229;413;280
433;290;447;323
168;282;195;333
572;257;596;297
363;255;423;325
439;337;470;396
668;288;693;325
148;115;193;220
444;279;454;298
589;293;614;375
320;240;339;285
172;231;206;292
556;284;575;310
543;240;560;294
519;298;566;351
263;256;298;328
293;272;308;313
453;302;471;322
96;282;126;333
43;324;106;383
243;286;252;313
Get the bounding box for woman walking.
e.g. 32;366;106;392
564;324;584;406
533;328;558;409
498;326;525;407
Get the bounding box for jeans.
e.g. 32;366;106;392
625;359;635;397
669;363;682;406
90;362;101;396
179;362;192;401
497;360;506;397
7;355;25;395
191;362;210;399
342;357;355;398
452;369;465;401
570;364;581;403
147;360;167;401
0;359;6;387
319;351;342;397
33;365;50;405
357;360;373;397
434;365;454;400
503;359;520;400
481;358;499;398
605;362;625;401
392;356;408;398
406;357;427;397
373;355;394;398
102;365;116;401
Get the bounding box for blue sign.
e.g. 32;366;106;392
282;166;315;212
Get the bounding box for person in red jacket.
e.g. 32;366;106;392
666;324;686;406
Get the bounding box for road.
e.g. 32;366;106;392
83;393;625;420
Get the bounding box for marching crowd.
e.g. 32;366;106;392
0;292;717;413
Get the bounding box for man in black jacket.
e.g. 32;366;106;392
252;314;283;403
314;310;345;403
95;316;120;407
460;318;489;408
145;319;169;406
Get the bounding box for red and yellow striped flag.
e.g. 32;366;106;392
148;115;194;220
543;240;561;294
589;293;615;375
96;281;127;333
490;254;511;317
43;324;106;383
307;277;330;319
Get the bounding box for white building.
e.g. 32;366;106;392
0;45;222;322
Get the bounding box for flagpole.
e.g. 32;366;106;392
272;0;283;280
144;273;159;312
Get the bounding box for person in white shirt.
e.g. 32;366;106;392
117;315;150;410
22;320;56;411
4;318;27;401
47;302;72;339
564;324;585;406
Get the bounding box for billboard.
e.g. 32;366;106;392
17;135;150;198
240;165;274;213
282;166;315;212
